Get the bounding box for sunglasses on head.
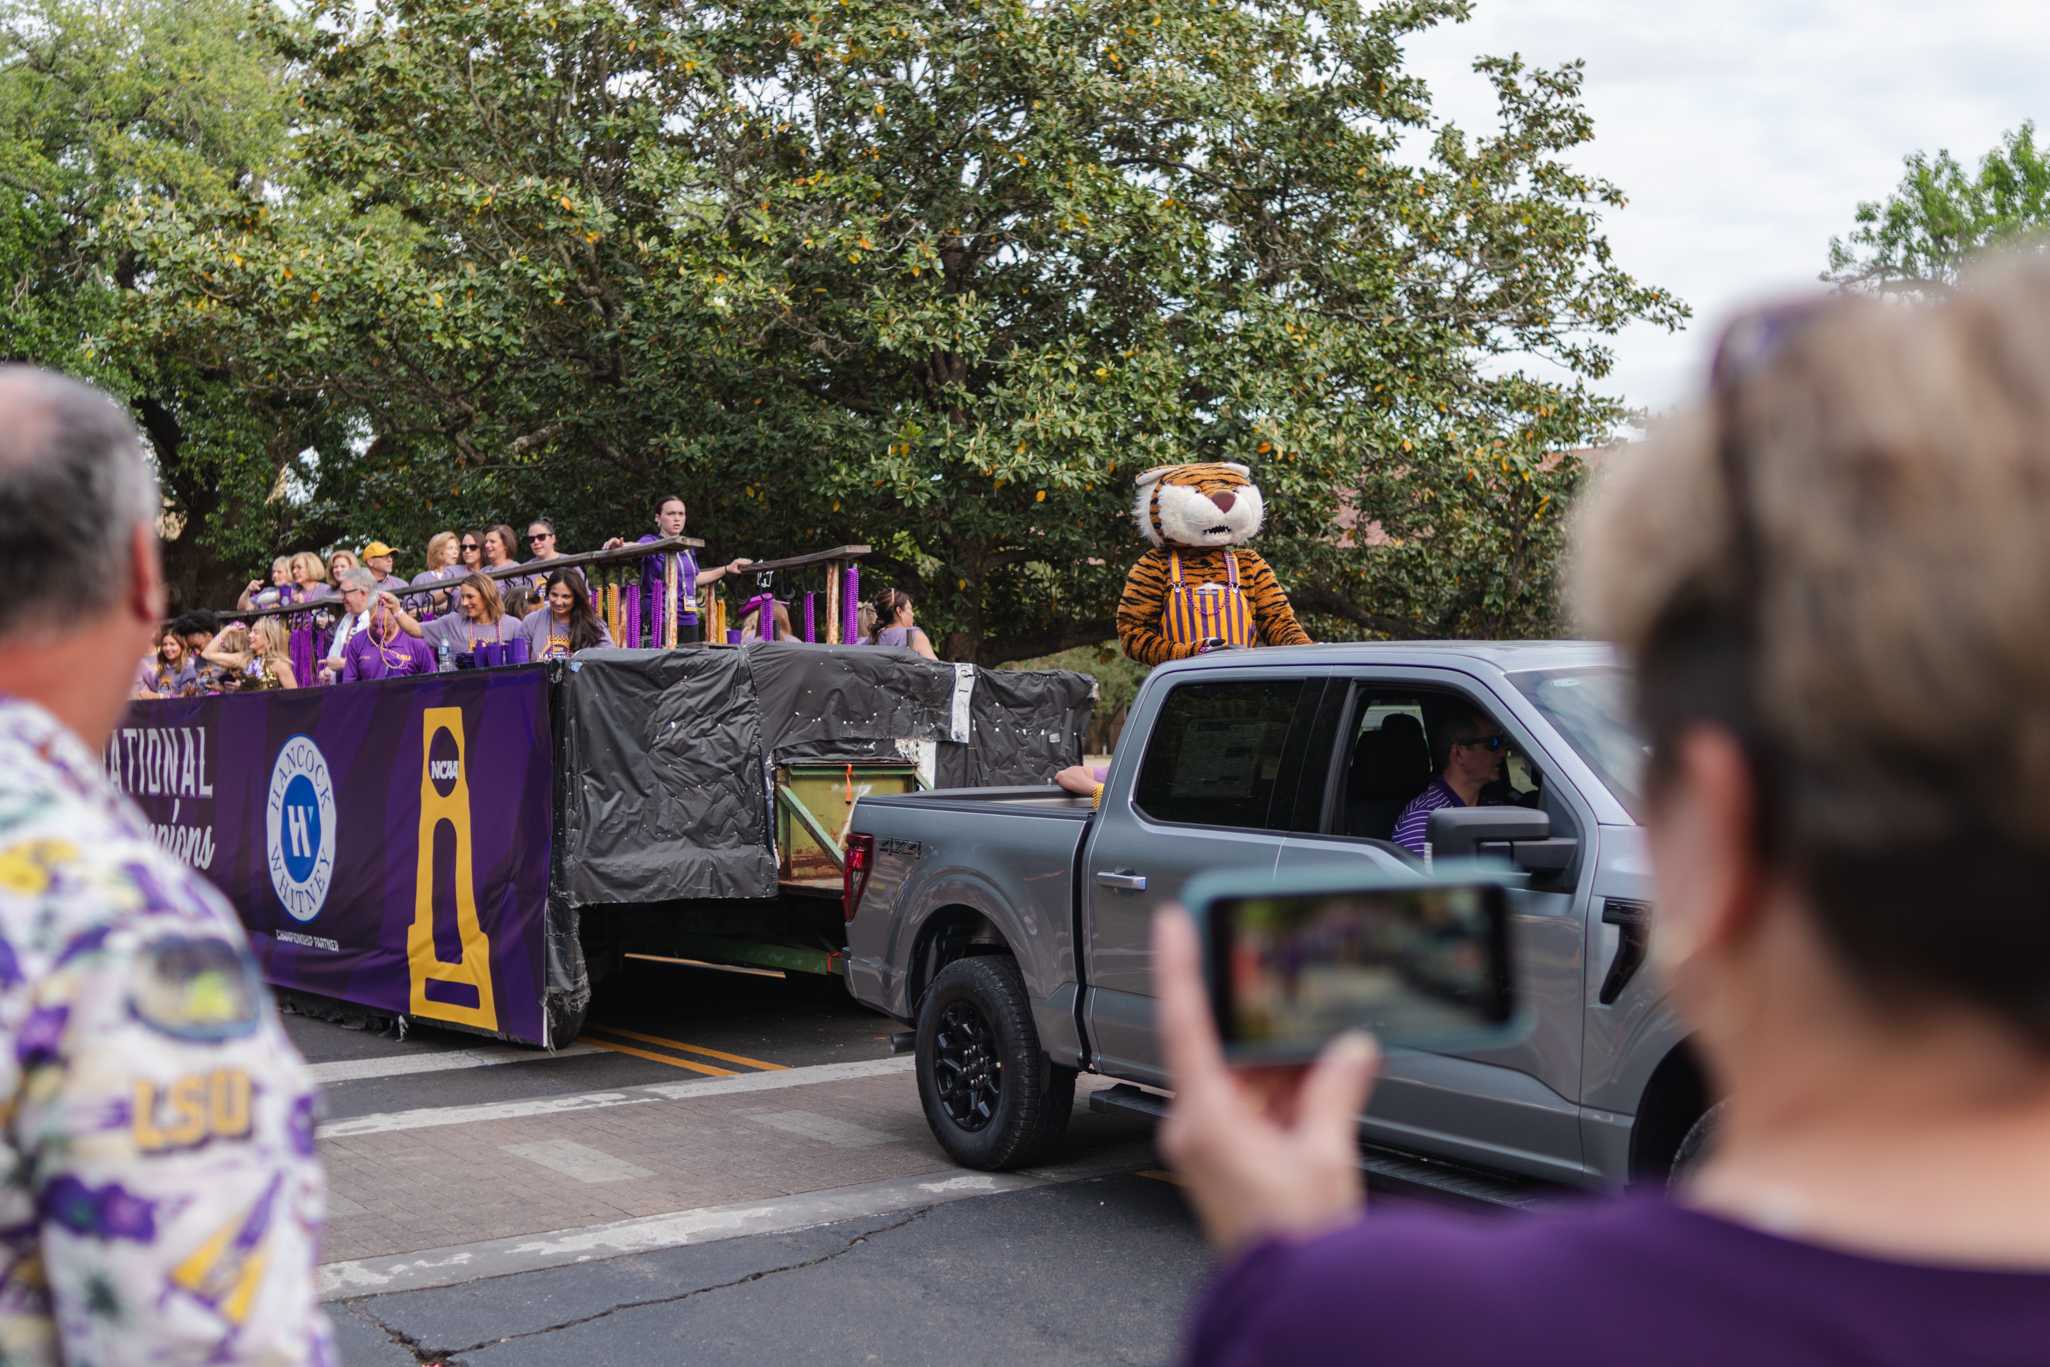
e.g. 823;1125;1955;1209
1456;733;1508;752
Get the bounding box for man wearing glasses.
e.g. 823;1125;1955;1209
1390;710;1507;856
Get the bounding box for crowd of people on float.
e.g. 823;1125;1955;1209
133;496;938;697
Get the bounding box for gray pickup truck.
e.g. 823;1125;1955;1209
843;643;1715;1198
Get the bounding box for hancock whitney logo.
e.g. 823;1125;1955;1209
266;735;336;922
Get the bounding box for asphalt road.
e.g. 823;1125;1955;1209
295;958;902;1124
331;1172;1210;1367
290;958;1220;1366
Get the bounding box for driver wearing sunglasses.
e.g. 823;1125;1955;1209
1390;710;1508;856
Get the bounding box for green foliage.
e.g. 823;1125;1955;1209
0;0;346;601
5;0;1683;647
1825;122;2050;296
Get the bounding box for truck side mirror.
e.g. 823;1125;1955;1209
1428;807;1577;874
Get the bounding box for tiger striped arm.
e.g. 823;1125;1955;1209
1238;549;1313;647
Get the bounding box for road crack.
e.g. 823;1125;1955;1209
387;1207;932;1364
348;1299;458;1366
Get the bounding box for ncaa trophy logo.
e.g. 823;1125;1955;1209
266;735;336;922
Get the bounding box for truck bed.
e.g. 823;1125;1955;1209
850;785;1096;820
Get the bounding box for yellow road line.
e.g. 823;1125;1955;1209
1134;1169;1183;1186
583;1037;737;1077
586;1026;786;1072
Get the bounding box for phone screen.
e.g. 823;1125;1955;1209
1206;881;1517;1058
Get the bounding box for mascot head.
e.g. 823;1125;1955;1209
1133;462;1266;550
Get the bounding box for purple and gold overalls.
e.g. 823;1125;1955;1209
1162;550;1258;649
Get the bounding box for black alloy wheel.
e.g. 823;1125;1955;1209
914;955;1077;1170
932;1000;1002;1131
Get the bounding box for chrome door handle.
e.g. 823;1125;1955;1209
1095;870;1148;892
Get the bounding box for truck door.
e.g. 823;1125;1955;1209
1273;671;1598;1184
1079;674;1332;1085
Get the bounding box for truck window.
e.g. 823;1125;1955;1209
1133;680;1308;830
1340;690;1546;842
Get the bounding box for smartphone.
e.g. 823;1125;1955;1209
1185;865;1520;1062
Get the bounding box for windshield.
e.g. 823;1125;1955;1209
1510;666;1646;821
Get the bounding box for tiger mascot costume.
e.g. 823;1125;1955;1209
1115;461;1311;665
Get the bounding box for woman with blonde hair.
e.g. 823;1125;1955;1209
236;555;294;611
1165;259;2050;1366
409;531;462;614
388;573;519;661
201;617;297;690
327;548;360;583
288;551;332;600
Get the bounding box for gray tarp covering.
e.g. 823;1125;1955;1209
556;643;1092;906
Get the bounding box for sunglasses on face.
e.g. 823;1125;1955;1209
462;542;479;551
530;532;554;542
1456;734;1508;752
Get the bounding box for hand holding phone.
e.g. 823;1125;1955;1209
1186;867;1519;1062
1153;907;1379;1252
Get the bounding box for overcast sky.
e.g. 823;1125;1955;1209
1399;0;2048;414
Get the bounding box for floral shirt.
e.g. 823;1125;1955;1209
0;697;332;1364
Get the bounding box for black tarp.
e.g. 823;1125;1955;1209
556;643;1092;906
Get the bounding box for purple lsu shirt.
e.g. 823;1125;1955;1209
1184;1195;2050;1367
339;628;436;683
636;534;699;634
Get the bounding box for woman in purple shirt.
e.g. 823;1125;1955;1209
861;587;938;659
601;493;751;645
1163;266;2050;1366
134;626;197;698
408;531;462;615
387;574;518;660
521;569;613;660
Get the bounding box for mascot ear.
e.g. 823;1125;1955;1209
1132;466;1174;547
1219;462;1252;480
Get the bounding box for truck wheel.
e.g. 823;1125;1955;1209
1667;1101;1726;1187
916;956;1074;1171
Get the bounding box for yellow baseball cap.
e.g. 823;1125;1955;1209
362;541;396;559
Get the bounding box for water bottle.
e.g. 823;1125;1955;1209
438;640;453;673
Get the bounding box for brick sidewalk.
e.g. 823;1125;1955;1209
318;1066;1130;1265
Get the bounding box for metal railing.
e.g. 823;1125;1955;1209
212;539;876;667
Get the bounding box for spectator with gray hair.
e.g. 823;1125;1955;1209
0;365;333;1361
1163;260;2050;1367
318;567;379;683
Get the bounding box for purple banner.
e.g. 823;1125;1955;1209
109;669;554;1044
